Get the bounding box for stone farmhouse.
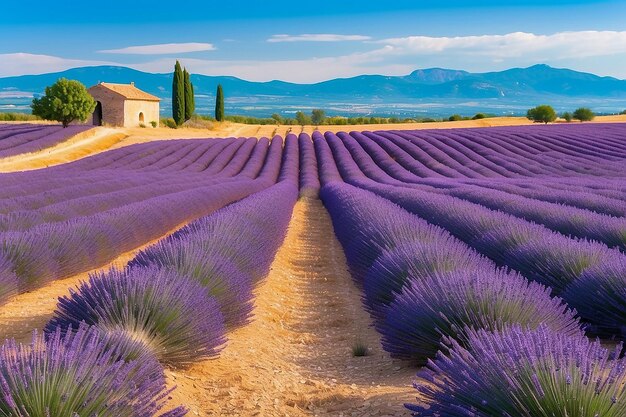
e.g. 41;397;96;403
88;82;160;127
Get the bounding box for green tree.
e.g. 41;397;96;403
295;111;310;126
573;107;595;122
31;78;96;128
183;68;195;121
472;113;486;120
311;109;326;125
172;61;185;126
215;84;224;121
562;112;573;122
526;105;557;124
271;113;283;124
448;114;462;121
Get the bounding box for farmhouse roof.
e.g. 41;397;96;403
90;82;161;102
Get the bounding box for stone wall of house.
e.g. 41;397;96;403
88;86;125;126
123;100;160;127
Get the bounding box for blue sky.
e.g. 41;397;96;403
2;0;626;82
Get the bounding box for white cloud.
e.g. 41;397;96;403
268;34;371;43
130;51;409;83
0;53;115;77
98;42;215;55
375;31;626;60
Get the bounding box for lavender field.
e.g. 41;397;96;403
0;122;625;415
0;124;92;159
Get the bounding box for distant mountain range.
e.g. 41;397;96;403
1;64;626;118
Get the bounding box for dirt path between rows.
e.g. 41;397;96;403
166;197;416;416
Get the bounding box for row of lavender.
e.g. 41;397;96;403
314;135;626;416
313;126;626;414
379;123;626;178
0;136;287;306
0;138;300;415
344;130;626;248
323;131;626;336
0;123;92;158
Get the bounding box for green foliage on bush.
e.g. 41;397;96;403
311;109;326;125
295;111;311;126
448;114;463;121
562;112;573;122
31;78;95;127
161;118;177;129
0;112;41;121
472;113;487;120
573;107;595;122
150;121;157;128
527;105;557;124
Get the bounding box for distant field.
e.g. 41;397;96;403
0;120;625;416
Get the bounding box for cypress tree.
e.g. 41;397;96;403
215;84;224;122
183;68;194;121
172;61;185;126
190;83;195;116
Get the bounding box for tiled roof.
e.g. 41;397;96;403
89;82;161;101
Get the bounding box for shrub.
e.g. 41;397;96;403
31;78;96;127
150;121;157;128
377;269;580;363
46;266;226;366
472;112;486;120
351;340;368;357
0;112;41;121
0;232;57;292
130;241;254;328
362;239;491;315
0;254;18;305
563;258;626;336
295;111;311;126
311;109;326;125
448;114;462;121
561;111;572;122
573;107;595;122
527;105;557;124
0;324;186;417
161;118;177;129
408;325;626;417
139;123;146;128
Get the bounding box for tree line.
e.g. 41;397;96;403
527;105;596;124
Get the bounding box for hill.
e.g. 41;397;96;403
1;64;625;117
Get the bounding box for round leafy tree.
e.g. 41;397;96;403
31;78;96;127
573;107;595;122
526;105;557;124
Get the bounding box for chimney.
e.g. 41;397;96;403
130;81;135;86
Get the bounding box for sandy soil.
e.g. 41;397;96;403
164;197;416;416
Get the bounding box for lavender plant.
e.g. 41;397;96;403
46;266;226;366
378;268;581;363
0;324;186;416
563;258;626;336
408;325;626;417
0;254;17;305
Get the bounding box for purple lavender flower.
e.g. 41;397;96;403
46;266;226;366
408;325;626;417
0;323;187;416
379;269;580;364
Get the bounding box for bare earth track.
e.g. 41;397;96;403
166;197;415;416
